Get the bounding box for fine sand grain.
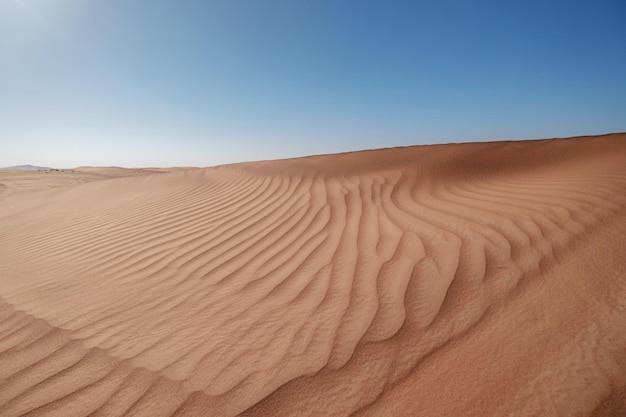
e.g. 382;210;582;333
1;134;625;416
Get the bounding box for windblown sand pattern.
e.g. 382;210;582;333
0;167;174;202
1;135;625;416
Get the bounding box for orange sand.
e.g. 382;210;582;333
1;134;625;416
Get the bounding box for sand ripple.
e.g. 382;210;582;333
1;135;625;416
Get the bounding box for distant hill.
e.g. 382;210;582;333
2;164;53;171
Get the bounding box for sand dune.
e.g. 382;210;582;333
0;168;166;203
1;134;625;416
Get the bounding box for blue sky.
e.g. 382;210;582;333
1;0;625;168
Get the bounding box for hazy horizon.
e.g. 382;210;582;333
2;0;625;168
2;132;625;170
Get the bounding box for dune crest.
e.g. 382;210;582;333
1;134;626;416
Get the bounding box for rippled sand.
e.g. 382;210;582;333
1;134;625;416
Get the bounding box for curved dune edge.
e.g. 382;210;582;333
0;134;625;416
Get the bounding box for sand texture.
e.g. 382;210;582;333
1;134;625;416
0;167;175;202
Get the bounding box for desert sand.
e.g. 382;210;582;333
0;167;181;202
0;134;625;416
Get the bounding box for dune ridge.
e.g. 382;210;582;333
1;134;625;416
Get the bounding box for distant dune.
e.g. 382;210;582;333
1;165;52;171
0;167;163;202
0;134;625;416
73;166;188;177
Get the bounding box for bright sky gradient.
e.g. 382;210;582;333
1;0;625;168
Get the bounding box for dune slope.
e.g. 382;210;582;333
1;134;625;416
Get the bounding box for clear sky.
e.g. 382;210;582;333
1;0;625;168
